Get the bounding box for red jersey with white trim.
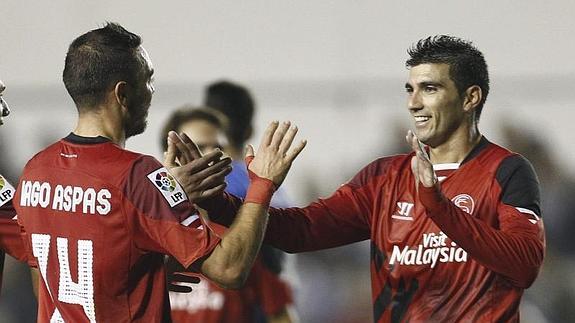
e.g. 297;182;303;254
14;134;221;323
203;137;545;322
169;172;294;323
0;173;27;292
170;255;293;323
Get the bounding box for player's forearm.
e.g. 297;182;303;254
419;185;544;288
265;201;369;253
199;194;329;253
202;182;371;253
265;183;371;252
200;192;271;288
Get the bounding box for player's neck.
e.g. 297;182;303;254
429;124;481;164
74;108;126;147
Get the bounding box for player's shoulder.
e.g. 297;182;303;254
479;141;541;204
478;140;536;177
349;154;411;187
494;152;541;215
127;154;164;174
119;153;169;189
475;140;515;163
463;138;520;176
24;140;63;168
495;153;538;187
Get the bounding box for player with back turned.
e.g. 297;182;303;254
14;23;305;322
172;36;545;322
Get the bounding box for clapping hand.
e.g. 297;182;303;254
406;130;438;190
164;131;232;203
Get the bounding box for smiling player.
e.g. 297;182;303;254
177;35;545;322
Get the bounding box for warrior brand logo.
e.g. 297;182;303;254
147;167;188;207
451;194;475;215
389;231;468;268
391;202;414;221
0;175;16;207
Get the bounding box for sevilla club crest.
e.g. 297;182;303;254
451;194;475;215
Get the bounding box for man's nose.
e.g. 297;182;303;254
407;91;423;112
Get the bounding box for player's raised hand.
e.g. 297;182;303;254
406;130;437;189
247;121;306;188
164;131;232;202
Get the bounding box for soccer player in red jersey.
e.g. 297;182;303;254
172;35;545;322
161;107;296;323
0;77;29;292
13;23;305;322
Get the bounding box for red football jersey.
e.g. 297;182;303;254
0;173;27;292
203;137;545;322
169;254;293;323
169;203;293;322
14;134;221;323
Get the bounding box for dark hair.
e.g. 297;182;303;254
203;80;254;149
63;22;143;109
406;35;490;121
160;105;228;151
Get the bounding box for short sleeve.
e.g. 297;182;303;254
121;156;221;268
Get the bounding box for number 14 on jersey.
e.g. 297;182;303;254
31;233;97;323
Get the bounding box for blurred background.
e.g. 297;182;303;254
1;1;574;322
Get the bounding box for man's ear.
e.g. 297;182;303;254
114;81;129;108
463;85;482;113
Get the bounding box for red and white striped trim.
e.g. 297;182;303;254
515;207;540;224
391;215;414;221
181;214;200;227
432;163;461;171
433;163;460;182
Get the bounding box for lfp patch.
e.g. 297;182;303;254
147;168;188;207
0;174;15;207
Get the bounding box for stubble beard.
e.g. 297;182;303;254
124;104;149;139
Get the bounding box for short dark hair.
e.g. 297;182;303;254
160;105;228;151
203;80;254;149
406;35;490;121
63;22;143;109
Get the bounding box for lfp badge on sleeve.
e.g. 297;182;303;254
147;167;188;207
0;174;15;207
